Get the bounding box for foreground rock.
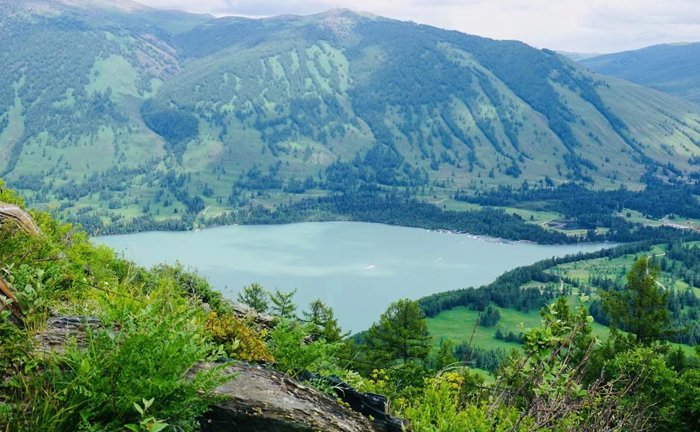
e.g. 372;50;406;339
193;362;377;432
299;371;406;432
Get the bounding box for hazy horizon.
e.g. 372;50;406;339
132;0;700;54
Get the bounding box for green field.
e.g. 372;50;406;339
427;303;696;360
427;242;700;366
428;305;611;349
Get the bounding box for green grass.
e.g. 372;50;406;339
428;243;700;362
428;306;540;352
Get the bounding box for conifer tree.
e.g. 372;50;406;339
302;298;346;342
270;288;298;319
602;257;670;344
237;283;269;313
365;299;432;365
433;339;457;371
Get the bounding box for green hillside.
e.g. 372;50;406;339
2;0;700;232
424;240;700;373
581;43;700;104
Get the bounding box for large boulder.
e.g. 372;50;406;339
193;362;377;432
29;317;404;432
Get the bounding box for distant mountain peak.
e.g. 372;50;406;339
309;8;377;35
664;42;697;47
555;50;602;61
317;8;376;18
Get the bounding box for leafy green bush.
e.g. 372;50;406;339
145;264;231;315
268;319;340;376
207;312;273;362
404;373;525;432
3;278;227;431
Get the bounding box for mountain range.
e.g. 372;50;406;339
2;0;700;225
581;42;700;104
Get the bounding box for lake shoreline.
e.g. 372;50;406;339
95;222;614;332
94;219;595;247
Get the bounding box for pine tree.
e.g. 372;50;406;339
667;345;687;373
237;283;269;313
433;339;457;371
365;299;432;366
302;298;345;343
602;257;670;344
270;288;297;319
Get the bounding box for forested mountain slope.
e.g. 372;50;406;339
2;0;700;230
581;43;700;104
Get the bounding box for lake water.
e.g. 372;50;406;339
95;222;611;333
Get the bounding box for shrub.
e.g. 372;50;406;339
268;319;340;376
404;373;526;432
4;287;227;431
207;312;273;363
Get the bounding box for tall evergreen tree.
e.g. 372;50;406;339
302;298;345;343
365;299;432;365
270;288;297;319
237;283;269;313
602;257;670;344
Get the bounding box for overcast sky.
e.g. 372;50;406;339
136;0;700;53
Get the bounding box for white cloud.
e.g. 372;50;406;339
136;0;700;53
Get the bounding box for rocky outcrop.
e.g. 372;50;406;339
299;372;406;432
0;202;40;235
228;301;276;331
193;362;377;432
34;316;102;354
30;317;405;432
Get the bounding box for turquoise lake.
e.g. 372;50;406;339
96;222;612;332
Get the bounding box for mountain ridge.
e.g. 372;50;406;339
581;42;700;104
1;0;700;228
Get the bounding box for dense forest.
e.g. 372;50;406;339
458;178;700;221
